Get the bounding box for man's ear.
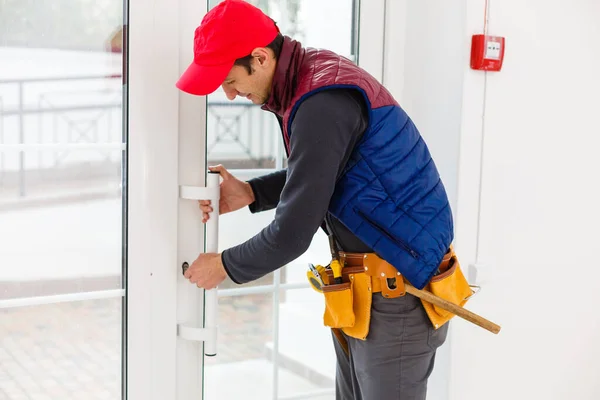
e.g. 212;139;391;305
251;47;272;68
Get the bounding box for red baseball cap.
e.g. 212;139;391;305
176;0;280;96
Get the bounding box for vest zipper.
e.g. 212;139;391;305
355;209;420;259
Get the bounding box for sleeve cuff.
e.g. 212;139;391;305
247;179;260;213
221;249;242;285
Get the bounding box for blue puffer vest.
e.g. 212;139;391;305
263;37;454;289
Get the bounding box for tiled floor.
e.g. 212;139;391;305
0;295;332;400
0;299;122;400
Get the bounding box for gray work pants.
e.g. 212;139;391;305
332;292;449;400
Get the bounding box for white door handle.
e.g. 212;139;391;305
177;171;220;356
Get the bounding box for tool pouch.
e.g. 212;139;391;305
324;261;375;340
421;253;474;329
322;282;355;328
341;272;372;340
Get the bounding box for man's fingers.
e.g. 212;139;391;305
208;164;231;180
187;269;200;284
208;164;223;173
199;200;213;223
199;204;213;213
189;272;208;289
183;253;222;290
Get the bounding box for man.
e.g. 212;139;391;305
177;0;453;398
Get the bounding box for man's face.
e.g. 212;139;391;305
221;47;276;105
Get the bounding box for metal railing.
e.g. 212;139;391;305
0;74;281;200
0;75;122;198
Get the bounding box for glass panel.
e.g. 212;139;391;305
277;288;336;400
0;0;126;398
0;1;125;296
206;100;280;169
0;149;123;299
0;298;122;399
204;293;274;398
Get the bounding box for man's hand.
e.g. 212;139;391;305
184;253;227;290
199;164;255;223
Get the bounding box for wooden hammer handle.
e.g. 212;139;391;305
404;283;501;334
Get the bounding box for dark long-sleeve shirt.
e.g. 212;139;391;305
221;89;372;284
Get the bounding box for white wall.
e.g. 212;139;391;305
385;0;467;210
384;1;600;399
453;1;600;399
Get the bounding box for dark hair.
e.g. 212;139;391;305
234;33;284;74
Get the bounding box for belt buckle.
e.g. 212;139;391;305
380;273;405;298
363;253;406;298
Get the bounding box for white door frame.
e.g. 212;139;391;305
126;0;209;398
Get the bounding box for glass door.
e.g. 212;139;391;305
1;0;391;398
0;0;127;398
202;1;362;399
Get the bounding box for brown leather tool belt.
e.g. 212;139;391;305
324;249;454;299
319;245;476;341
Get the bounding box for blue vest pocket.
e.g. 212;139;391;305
355;209;420;259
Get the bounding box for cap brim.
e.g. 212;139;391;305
176;61;233;96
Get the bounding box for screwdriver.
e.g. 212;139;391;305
328;235;343;284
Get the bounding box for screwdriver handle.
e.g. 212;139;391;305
330;259;343;284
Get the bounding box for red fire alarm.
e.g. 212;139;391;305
470;34;505;71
